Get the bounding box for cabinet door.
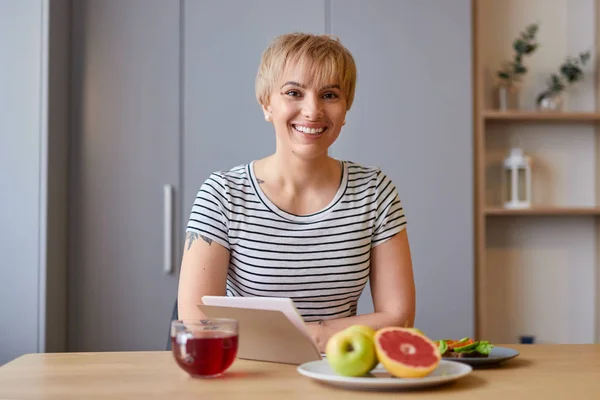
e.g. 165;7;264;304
69;0;180;351
182;0;326;219
329;0;474;339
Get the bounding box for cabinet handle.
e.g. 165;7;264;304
163;184;174;275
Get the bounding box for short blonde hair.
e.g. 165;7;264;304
255;33;357;110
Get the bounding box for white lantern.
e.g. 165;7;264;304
502;147;531;209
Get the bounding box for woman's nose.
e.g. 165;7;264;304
302;96;324;120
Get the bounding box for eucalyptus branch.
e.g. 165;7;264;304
497;23;540;85
536;51;591;104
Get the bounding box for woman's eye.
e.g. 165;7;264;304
322;92;339;99
285;90;301;97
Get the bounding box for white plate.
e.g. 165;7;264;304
297;359;472;391
443;346;520;367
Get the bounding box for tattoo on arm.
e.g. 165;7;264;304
186;232;213;250
256;178;265;184
186;232;199;250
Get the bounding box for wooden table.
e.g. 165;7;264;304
0;345;598;399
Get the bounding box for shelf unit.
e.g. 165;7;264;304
484;110;600;122
473;0;600;344
485;207;600;216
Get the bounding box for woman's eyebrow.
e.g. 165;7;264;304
320;84;341;91
280;82;341;91
280;81;305;89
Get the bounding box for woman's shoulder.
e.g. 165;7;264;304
200;163;251;188
341;160;400;198
342;160;395;184
343;160;382;175
210;163;250;180
192;163;255;205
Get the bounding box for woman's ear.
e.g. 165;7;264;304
261;104;272;122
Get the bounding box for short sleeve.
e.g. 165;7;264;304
186;173;230;250
371;170;407;247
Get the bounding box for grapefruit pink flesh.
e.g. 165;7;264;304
375;328;441;378
378;330;439;367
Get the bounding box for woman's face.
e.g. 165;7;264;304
262;62;347;160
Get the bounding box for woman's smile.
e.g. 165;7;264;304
292;124;327;135
291;123;329;141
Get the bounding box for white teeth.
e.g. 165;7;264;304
294;125;325;134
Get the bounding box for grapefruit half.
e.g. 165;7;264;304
374;327;441;378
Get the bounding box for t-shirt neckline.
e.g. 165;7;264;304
247;160;348;223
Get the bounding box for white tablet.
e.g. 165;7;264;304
198;296;322;365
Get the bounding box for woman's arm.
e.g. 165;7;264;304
177;231;231;320
306;229;416;351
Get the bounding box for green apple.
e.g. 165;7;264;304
325;329;377;377
343;325;378;370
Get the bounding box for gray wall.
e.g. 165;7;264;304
331;0;474;339
0;0;70;365
0;0;44;364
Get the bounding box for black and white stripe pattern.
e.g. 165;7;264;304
186;161;406;322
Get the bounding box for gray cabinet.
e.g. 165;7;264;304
68;0;180;351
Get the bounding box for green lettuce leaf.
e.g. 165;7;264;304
476;341;493;355
436;340;448;355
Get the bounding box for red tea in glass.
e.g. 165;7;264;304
171;319;238;378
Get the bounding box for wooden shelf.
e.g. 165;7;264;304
483;110;600;122
485;207;600;216
473;0;600;345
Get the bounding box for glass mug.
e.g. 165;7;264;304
170;318;239;378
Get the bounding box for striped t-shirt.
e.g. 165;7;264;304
186;160;407;322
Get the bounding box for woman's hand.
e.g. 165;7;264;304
305;322;326;352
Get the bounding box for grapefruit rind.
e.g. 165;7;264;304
374;327;441;378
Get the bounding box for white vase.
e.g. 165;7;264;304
497;84;519;111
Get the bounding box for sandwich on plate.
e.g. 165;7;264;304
434;337;494;358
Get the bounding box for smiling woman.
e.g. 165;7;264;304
177;33;416;352
256;33;353;163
